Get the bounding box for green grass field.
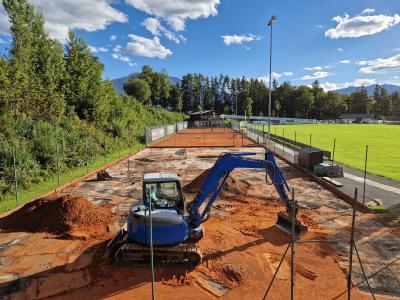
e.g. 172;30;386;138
0;144;143;214
268;124;400;182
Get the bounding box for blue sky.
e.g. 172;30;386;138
1;0;400;90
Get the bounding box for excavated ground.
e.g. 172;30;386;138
0;145;399;299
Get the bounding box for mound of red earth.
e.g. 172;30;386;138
183;169;250;196
0;195;115;239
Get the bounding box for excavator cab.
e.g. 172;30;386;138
143;173;185;214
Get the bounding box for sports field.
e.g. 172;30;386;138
269;124;400;181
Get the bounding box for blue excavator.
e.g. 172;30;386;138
107;151;308;267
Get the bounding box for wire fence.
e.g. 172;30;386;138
1;133;144;214
239;122;399;208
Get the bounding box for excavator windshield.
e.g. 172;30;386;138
145;181;184;210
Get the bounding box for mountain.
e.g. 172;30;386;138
111;73;181;94
334;84;400;96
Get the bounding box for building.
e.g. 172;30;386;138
339;113;376;124
188;110;225;127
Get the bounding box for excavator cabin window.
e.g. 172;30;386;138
145;181;184;212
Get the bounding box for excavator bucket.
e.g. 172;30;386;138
275;212;308;239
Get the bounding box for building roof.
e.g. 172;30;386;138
339;113;375;119
189;110;214;116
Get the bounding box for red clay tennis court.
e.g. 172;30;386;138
149;127;258;148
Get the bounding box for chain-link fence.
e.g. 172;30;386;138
145;121;188;145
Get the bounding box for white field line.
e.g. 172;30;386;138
344;173;400;195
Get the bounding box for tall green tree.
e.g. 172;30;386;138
168;83;183;112
391;92;400;119
349;87;370;113
64;32;109;125
123;77;151;103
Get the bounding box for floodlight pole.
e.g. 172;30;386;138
267;15;277;144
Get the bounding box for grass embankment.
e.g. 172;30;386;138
267;124;400;181
0;144;142;214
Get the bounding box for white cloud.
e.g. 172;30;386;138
142;17;185;44
258;71;293;83
337;47;344;52
304;66;323;71
361;8;375;15
320;78;377;91
110;35;117;42
221;34;262;46
325;13;400;39
300;71;334;80
357;53;400;73
340;60;351;64
0;7;9;35
125;0;220;31
88;45;109;53
0;38;7;44
126;34;172;59
0;0;127;41
111;44;135;67
282;72;294;76
316;25;324;29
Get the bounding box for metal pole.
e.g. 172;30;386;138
309;134;312;147
332;138;336;166
104;135;107;164
148;189;155;300
12;143;19;206
283;129;285;157
291;189;296;300
85;139;89;174
347;187;358;300
267;17;275;144
362;145;368;204
354;243;376;299
56;141;60;188
118;138;121;159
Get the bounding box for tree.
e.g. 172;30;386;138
373;85;391;117
168;84;183;112
349;87;370;113
322;91;347;119
3;0;65;123
245;97;253;117
64;32;109;125
391;92;400;119
293;86;314;118
123;78;151;103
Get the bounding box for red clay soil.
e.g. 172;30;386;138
150;127;258;148
0;195;115;239
183;168;251;196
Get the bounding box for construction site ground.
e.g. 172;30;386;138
0;128;399;300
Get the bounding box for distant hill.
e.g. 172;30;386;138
111;73;181;94
334;84;400;96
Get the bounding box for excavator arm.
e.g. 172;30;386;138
186;151;307;238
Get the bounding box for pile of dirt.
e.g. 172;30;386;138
183;169;250;196
0;195;115;239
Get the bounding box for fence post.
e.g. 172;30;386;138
283;129;285;157
118;137;121;159
104;135;107;164
347;188;358;300
362;145;368;204
12;143;19;206
309;134;312;147
56;140;60;188
85;139;89;174
332;138;336;166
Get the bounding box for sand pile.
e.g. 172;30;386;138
0;195;115;239
183;169;250;196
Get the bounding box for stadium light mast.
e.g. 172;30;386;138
267;15;277;144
